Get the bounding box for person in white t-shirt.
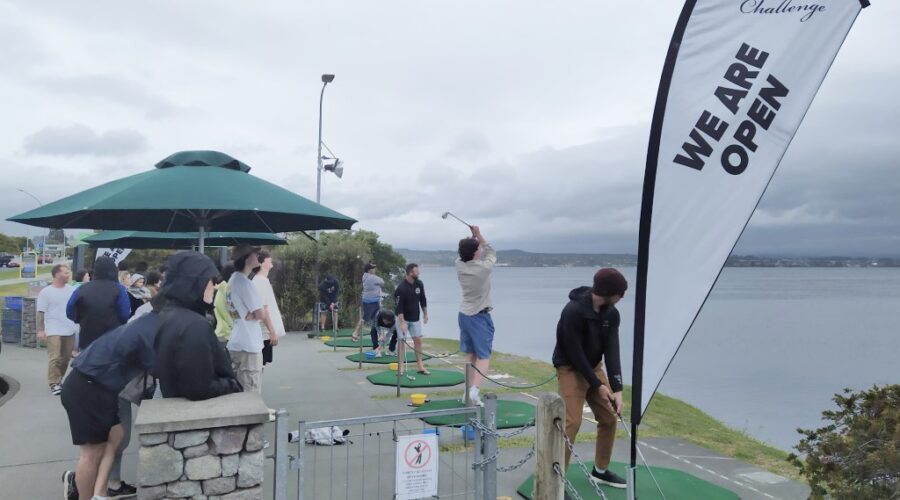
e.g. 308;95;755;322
252;251;286;367
37;264;78;396
225;244;278;393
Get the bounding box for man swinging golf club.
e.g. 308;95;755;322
454;224;496;407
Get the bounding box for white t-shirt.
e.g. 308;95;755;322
36;284;78;336
253;275;286;338
226;272;264;353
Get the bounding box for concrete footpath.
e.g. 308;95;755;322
0;333;810;499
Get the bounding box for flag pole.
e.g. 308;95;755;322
630;2;698;498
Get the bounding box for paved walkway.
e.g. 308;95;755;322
0;334;810;499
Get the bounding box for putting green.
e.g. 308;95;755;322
517;461;738;499
345;352;431;364
323;337;374;348
413;398;535;429
366;369;464;388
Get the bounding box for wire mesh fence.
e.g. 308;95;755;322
278;404;491;500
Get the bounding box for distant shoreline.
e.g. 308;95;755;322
398;249;900;268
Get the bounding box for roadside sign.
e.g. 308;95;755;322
19;254;38;279
395;433;438;500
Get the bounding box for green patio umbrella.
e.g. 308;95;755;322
82;230;288;249
8;150;356;251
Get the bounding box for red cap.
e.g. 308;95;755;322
592;268;627;297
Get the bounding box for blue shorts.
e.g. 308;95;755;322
458;312;494;360
362;302;380;322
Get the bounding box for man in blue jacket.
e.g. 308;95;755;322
60;308;159;500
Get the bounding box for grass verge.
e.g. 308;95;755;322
419;337;800;480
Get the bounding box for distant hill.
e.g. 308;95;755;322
396;249;899;268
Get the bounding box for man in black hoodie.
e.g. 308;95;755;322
318;274;340;331
154;251;243;401
66;256;131;351
552;268;628;489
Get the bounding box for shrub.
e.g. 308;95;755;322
271;230;406;330
788;385;899;499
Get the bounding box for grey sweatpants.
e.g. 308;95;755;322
110;398;132;481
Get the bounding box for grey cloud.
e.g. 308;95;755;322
445;131;491;161
32;74;181;118
0;21;48;75
23;124;147;157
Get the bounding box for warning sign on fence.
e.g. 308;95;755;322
395;433;438;499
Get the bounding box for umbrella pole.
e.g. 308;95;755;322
199;225;206;253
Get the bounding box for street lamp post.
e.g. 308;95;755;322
16;189;47;260
316;73;335;205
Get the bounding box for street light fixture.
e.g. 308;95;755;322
15;189;67;264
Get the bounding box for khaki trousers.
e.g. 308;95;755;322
46;335;75;386
557;364;618;469
230;350;262;394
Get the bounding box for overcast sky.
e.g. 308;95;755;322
1;1;897;256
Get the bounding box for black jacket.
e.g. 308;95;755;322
155;252;242;401
318;276;339;304
551;286;623;392
71;312;160;395
394;278;426;322
67;257;130;349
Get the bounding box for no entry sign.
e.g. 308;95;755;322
395;433;438;499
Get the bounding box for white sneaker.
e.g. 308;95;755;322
467;387;483;407
50;384;62;396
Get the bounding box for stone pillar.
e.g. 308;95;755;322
134;392;269;500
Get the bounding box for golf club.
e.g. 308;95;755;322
441;211;473;228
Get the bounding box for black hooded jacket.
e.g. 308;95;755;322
551;286;623;392
318;276;339;304
155;252;242;401
66;256;130;349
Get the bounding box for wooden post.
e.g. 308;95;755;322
534;392;565;500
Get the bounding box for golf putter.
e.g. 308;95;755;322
441;211;473;228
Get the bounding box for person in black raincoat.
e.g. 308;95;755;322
154;251;243;401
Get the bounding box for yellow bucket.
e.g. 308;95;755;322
389;362;399;371
320;336;332;341
410;393;427;406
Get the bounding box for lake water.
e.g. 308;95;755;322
412;266;899;451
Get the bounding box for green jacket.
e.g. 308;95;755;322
213;281;232;342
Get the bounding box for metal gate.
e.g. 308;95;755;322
273;397;499;499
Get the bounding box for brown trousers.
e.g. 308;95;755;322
46;335;75;386
557;364;618;469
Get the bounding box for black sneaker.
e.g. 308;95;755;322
107;481;137;498
590;468;627;489
62;470;78;500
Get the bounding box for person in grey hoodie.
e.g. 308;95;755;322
351;262;385;344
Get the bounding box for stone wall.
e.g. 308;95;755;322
135;392;269;500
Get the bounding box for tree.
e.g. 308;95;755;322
788;385;899;499
271;230;407;331
0;233;24;254
47;229;66;245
